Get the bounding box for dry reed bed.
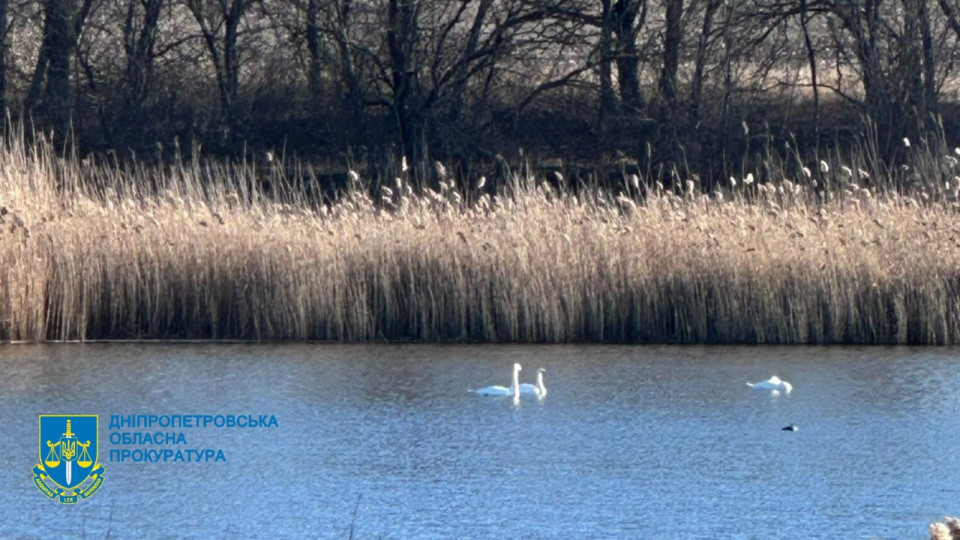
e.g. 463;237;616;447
1;147;959;343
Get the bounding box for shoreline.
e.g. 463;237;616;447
2;340;933;346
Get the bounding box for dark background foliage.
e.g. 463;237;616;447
3;0;960;189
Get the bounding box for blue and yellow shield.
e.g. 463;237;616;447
33;415;105;504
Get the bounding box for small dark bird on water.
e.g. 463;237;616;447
782;424;798;432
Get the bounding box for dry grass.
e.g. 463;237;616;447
1;138;959;343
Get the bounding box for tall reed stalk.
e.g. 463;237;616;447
1;135;959;343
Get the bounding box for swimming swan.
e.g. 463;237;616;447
473;363;522;398
747;375;793;394
519;368;547;398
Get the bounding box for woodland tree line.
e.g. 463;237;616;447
3;0;960;185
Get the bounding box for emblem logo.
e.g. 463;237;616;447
33;415;105;504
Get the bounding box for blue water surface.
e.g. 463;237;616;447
1;343;957;539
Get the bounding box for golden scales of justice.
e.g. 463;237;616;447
44;420;92;485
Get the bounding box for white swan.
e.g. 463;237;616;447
747;375;793;394
473;363;522;398
519;368;547;398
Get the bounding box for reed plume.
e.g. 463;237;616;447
2;136;959;343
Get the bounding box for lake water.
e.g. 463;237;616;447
1;344;958;539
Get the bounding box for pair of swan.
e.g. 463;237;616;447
473;363;547;400
746;375;792;394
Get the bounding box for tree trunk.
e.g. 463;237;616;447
25;0;80;143
305;0;323;102
335;0;363;125
187;0;252;142
223;2;242;121
836;0;897;158
690;0;720;185
915;0;938;127
613;0;644;111
936;0;960;112
902;0;926;133
800;0;819;146
658;0;682;112
449;0;492;123
690;0;720;126
599;0;618;120
658;0;683;164
388;0;421;161
123;0;162;107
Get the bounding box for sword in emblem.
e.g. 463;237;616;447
61;420;77;485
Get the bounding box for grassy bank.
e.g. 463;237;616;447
1;140;959;344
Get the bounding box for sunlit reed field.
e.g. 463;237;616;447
2;138;959;344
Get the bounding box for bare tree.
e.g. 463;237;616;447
528;0;647;132
123;0;164;110
25;0;96;141
0;0;955;179
185;0;259;140
613;0;646;111
304;0;322;101
689;0;720;128
324;0;364;125
374;0;557;159
824;0;938;158
387;0;420;159
448;0;492;123
658;0;682;113
599;0;617;117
